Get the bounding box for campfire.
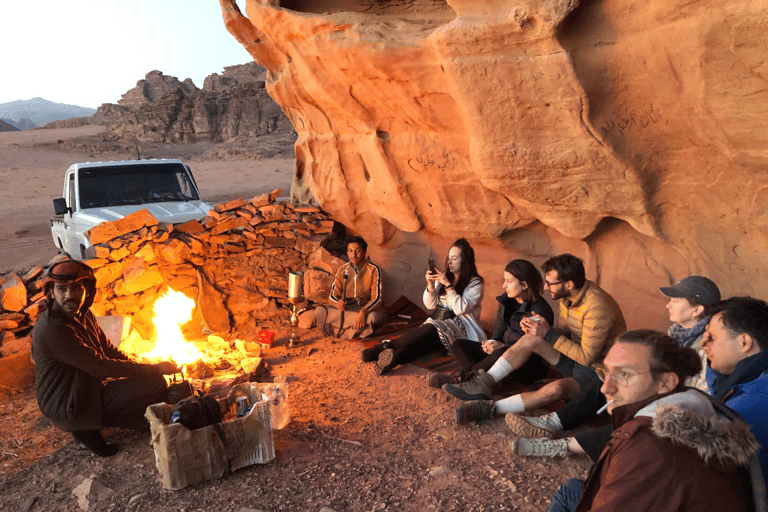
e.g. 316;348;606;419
119;288;259;381
143;289;202;365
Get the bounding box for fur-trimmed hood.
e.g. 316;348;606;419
639;389;760;470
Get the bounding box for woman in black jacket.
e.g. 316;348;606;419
429;259;554;388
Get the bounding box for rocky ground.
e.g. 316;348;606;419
0;327;591;512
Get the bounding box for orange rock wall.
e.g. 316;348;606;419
219;0;768;330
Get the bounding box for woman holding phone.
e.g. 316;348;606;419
361;238;485;376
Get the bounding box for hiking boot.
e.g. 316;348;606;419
504;412;561;439
361;340;390;363
455;400;496;424
442;369;495;401
375;348;397;376
510;437;568;458
71;430;119;457
427;372;457;389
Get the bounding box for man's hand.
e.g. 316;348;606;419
482;339;505;354
155;361;181;375
333;300;346;311
354;309;369;329
520;312;549;337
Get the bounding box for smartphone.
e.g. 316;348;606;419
428;258;436;273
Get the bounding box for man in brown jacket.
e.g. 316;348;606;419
548;330;761;512
32;260;183;457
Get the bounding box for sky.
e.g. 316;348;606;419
0;0;252;109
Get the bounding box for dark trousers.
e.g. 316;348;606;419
451;338;549;384
386;323;443;366
557;374;605;430
101;374;169;431
574;424;612;462
556;374;611;462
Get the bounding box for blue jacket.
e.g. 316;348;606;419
711;351;768;489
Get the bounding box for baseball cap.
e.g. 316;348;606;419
659;276;721;305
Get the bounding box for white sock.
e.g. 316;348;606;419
487;358;514;383
494;394;525;414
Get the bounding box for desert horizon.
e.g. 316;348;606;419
0;125;295;275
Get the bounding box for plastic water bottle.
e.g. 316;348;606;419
267;376;290;429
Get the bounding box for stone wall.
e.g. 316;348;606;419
0;193;346;388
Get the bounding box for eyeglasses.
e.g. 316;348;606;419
544;279;563;287
595;367;654;387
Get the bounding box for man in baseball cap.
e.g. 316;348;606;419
32;260;184;457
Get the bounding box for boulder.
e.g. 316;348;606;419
0;274;27;312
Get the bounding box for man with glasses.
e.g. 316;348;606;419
546;329;760;512
444;254;625;425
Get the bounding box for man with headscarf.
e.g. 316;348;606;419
32;260;184;457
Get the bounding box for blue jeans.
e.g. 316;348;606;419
548;478;585;512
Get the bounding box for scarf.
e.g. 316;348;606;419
668;315;710;348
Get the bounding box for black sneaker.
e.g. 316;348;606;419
71;430;119;457
361;340;390;362
375;348;397;376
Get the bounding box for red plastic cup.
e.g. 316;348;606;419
258;329;275;348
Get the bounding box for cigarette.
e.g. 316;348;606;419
597;399;615;415
531;317;541;322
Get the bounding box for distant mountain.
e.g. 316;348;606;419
1;117;36;130
0;98;95;129
0;119;19;132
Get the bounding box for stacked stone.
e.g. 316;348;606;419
80;188;334;342
0;190;344;390
0;265;49;358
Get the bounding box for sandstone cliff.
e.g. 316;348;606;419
96;63;294;143
219;0;768;329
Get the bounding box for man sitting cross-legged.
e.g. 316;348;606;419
444;254;625;424
314;235;385;339
546;329;764;512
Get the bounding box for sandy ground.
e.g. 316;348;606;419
0;126;295;275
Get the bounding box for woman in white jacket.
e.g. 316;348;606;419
362;238;485;376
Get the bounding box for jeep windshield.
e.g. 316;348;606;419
78;163;201;209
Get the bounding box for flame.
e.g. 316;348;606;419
145;289;203;365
